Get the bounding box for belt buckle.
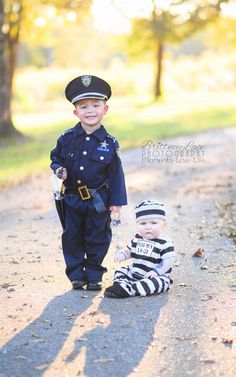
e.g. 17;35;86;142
78;185;91;200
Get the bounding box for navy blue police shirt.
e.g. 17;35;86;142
50;122;127;206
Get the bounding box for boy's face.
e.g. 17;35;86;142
73;98;109;131
137;218;166;240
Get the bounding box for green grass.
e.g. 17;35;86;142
0;121;67;189
106;106;236;148
0;104;236;190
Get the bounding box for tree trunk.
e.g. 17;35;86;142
154;41;164;99
0;0;21;138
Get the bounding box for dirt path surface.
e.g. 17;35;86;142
0;127;236;377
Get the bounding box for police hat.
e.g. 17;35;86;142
65;75;112;104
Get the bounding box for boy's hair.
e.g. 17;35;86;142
73;98;107;108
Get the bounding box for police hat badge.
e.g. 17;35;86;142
81;75;91;87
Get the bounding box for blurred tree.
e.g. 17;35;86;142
128;0;229;98
205;16;236;50
0;0;91;138
0;0;21;136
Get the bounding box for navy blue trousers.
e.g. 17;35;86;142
62;195;112;282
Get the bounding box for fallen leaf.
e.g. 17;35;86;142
222;263;235;268
201;359;215;364
89;311;99;316
34;364;48;371
7;287;15;292
222;338;233;345
192;248;204;257
201;295;213;301
31;338;45;343
9;259;19;264
33;216;44;221
31;332;41;338
67;314;75;319
174;261;181;267
0;283;16;290
94;358;115;363
66;352;77;361
175;336;197;341
175;204;182;208
43;319;52;328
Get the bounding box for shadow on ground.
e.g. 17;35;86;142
0;290;169;377
0;290;93;377
65;294;169;377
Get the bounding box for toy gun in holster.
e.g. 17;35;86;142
51;175;65;229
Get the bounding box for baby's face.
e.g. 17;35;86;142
137;218;166;240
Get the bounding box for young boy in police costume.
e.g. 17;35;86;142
104;200;175;298
50;75;127;291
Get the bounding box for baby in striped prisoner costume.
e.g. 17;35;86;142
104;200;175;298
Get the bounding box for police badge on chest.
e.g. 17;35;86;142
97;140;110;152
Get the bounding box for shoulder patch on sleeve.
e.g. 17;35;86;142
62;128;73;137
107;134;117;144
116;147;122;159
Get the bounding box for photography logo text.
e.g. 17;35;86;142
141;140;205;164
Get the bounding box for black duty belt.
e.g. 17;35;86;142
62;183;108;213
64;185;91;199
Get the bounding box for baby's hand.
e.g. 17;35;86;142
114;251;126;263
144;270;158;279
56;167;67;180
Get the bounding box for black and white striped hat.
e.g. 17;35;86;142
134;200;166;221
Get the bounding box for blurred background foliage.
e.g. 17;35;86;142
10;0;236;108
0;0;236;188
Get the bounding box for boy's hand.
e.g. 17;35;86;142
109;206;121;213
55;167;67;180
109;206;121;225
144;270;158;279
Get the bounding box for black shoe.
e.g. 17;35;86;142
104;284;129;298
86;282;103;291
71;280;87;290
104;290;119;298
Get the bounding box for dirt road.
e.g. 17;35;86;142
0;127;236;377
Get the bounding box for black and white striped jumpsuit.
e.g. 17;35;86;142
113;233;175;297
